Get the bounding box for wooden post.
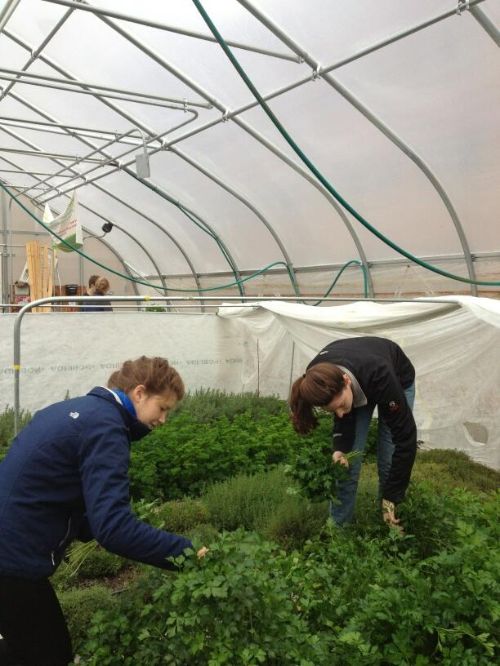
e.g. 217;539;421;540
25;241;54;312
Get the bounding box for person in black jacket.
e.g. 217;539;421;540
0;356;207;666
289;336;416;529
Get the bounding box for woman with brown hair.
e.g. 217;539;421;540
290;336;416;529
81;276;112;312
0;356;207;666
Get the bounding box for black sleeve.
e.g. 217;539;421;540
375;369;416;504
331;411;356;454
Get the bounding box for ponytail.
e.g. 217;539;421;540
289;362;345;434
289;375;317;435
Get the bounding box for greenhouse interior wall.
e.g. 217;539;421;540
1;1;499;471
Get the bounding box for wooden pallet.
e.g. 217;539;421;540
25;241;54;312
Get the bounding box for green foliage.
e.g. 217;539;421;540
416;448;500;493
203;466;293;531
129;409;308;501
154;498;210;534
69;543;128;580
82;531;326;665
53;541;129;587
76;485;499;665
203;466;328;549
285;434;358;503
58;585;116;653
362;417;379;460
179;388;285;423
0;405;31;454
262;498;328;550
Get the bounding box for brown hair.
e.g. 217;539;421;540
94;277;110;295
88;275;99;288
289;362;345;435
108;356;185;400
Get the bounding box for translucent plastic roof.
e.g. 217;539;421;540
0;0;499;297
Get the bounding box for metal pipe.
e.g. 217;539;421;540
0;146;111;163
0;8;75;104
21;126;148;197
41;0;301;62
88;221;172;309
236;0;478;296
0;150;205;309
84;9;371;295
0;67;211;108
1;188;10;307
469;4;500;46
33;110;198;201
0;116;166;146
0;0;20;32
170;146;301;297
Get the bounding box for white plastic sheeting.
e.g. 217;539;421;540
0;312;249;412
1;296;499;468
219;296;500;469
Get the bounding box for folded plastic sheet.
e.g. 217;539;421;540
219;296;500;469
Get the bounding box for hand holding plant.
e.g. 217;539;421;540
285;439;359;503
332;450;349;467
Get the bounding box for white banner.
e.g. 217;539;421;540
48;192;82;253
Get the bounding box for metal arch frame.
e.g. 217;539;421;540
41;0;301;63
236;0;480;296
0;67;211;110
4;14;369;298
81;217;170;303
3;30;246;298
169;145;301;296
0;116;179;146
28;111;197;199
0;164;140;298
0;97;205;304
0;8;232;300
1;2;492;296
0;128;206;309
92;234;139;296
0;120;302;295
469;4;500;45
84;5;373;297
0;0;20;31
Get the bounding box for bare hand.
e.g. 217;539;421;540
197;546;209;558
332;450;349;467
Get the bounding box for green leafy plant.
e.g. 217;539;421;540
0;405;32;452
285;436;358;503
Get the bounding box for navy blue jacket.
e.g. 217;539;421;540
0;387;192;579
308;337;416;503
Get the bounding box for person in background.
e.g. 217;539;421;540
289;336;416;529
81;276;112;312
0;356;207;666
86;274;99;296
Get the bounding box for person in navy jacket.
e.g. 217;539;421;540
0;356;206;666
289;336;416;530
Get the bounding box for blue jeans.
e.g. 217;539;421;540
331;382;415;525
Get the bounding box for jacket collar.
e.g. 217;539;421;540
87;386;151;441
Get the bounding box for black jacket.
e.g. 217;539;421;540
307;337;416;503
